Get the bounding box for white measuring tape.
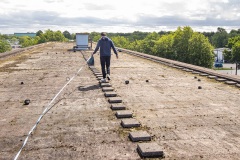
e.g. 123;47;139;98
14;64;85;160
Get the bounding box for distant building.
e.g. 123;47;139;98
14;33;36;37
213;48;231;63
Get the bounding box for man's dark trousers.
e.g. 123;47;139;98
100;56;111;79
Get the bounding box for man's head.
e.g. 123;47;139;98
101;32;107;36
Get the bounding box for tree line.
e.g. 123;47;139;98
96;27;215;68
90;27;240;68
1;27;240;68
0;30;74;52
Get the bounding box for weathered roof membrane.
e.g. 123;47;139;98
0;42;240;159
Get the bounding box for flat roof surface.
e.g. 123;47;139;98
0;42;240;159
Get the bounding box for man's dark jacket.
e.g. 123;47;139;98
93;37;118;57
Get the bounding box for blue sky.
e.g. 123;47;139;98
0;0;239;34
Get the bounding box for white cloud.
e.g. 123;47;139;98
0;0;239;34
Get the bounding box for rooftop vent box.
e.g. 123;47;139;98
74;33;89;51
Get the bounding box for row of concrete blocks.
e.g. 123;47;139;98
130;53;240;88
124;52;240;88
173;66;240;88
170;66;240;95
87;65;164;158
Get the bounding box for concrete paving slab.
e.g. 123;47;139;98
99;80;109;84
192;71;200;74
225;81;237;85
102;87;114;92
137;142;164;158
93;71;100;74
183;69;193;72
111;103;126;110
176;66;183;69
101;83;112;87
108;97;122;103
96;75;103;78
105;92;117;97
94;73;102;76
97;77;103;80
199;73;209;76
121;119;141;128
92;69;99;72
208;75;217;79
115;110;132;118
216;78;227;82
129;131;151;142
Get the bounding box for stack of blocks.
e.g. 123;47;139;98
84;53;164;158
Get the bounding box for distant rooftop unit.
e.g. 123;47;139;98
14;33;36;38
73;33;90;51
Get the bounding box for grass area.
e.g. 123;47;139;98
213;67;233;70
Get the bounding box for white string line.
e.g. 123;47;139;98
14;65;84;160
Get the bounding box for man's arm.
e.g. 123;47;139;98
110;41;118;58
92;41;100;55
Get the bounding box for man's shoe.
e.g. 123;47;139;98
107;74;111;80
100;78;106;83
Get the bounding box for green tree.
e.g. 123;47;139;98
44;29;55;41
229;29;240;38
153;34;175;59
19;36;36;47
172;26;193;62
188;32;214;68
139;32;160;54
54;30;66;41
63;30;72;39
130;31;150;41
232;41;240;62
227;36;240;49
71;33;76;40
34;36;41;44
212;27;228;48
12;37;18;44
0;39;11;53
202;31;215;44
36;30;43;36
223;49;233;63
38;30;66;42
90;32;100;42
128;40;142;52
111;36;129;48
38;33;47;43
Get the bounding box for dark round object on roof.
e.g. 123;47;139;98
24;99;30;105
198;86;202;89
194;76;197;79
146;80;149;82
20;82;24;85
198;79;201;81
125;80;129;84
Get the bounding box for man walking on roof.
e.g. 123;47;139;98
92;32;118;82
